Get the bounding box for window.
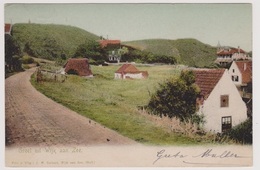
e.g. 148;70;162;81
232;75;239;82
222;116;232;132
232;69;235;73
220;95;229;107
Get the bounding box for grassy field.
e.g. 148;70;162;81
31;64;212;145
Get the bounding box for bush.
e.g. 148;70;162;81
148;70;200;121
22;64;30;69
22;55;34;64
225;118;252;144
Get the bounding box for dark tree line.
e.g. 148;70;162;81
5;35;22;74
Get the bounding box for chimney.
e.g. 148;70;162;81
238;46;240;54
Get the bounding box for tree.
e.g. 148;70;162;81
148;70;200;121
5;35;22;73
73;40;107;63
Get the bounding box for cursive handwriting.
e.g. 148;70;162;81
153;149;188;164
192;148;245;158
153;148;249;165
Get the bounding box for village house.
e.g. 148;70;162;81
99;39;121;63
228;60;252;116
193;69;247;133
114;64;148;79
63;58;93;77
215;43;250;67
228;61;252;86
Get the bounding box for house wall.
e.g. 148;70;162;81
228;62;242;85
232;53;248;60
124;73;143;79
114;73;144;79
114;73;122;79
198;70;247;133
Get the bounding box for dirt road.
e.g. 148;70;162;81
5;68;136;147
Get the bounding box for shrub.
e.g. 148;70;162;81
225;118;252;144
22;55;34;64
22;64;30;69
147;70;200;121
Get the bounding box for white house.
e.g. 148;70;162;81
193;69;247;133
99;39;121;63
228;61;252;86
215;45;250;67
114;64;148;79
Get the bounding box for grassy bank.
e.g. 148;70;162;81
31;65;208;145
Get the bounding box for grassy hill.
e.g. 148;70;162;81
11;23;217;67
123;39;217;67
12;23;99;60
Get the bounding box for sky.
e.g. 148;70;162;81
4;3;252;51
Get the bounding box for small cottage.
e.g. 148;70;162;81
193;69;247;133
114;64;148;79
63;58;93;77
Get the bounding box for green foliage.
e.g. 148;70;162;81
121;49;176;64
5;34;23;73
73;40;107;64
12;23;99;60
148;70;200;121
190;114;205;126
21;55;34;64
248;51;252;58
123;38;217;67
22;64;30;69
225;118;252;144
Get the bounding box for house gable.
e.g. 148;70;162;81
228;61;242;85
195;69;247;133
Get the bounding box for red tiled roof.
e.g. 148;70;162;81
115;64;149;78
115;64;140;73
5;23;12;33
193;69;225;97
235;61;252;84
217;48;246;55
99;40;121;48
64;58;92;76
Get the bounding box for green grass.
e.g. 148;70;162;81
31;65;207;145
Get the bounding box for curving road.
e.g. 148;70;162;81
5;68;136;147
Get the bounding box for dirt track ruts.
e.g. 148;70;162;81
5;68;136;147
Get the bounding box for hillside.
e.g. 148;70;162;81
11;23;100;60
11;24;217;67
123;39;217;67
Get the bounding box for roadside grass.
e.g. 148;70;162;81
31;64;207;145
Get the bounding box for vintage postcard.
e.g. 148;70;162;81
2;1;258;169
